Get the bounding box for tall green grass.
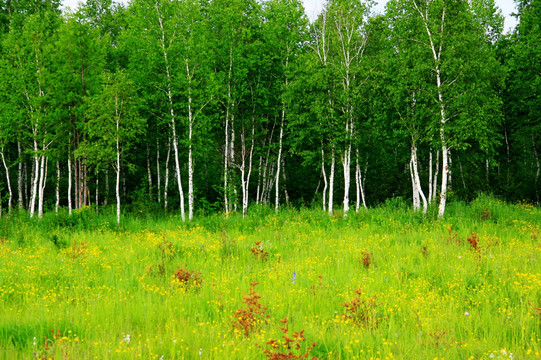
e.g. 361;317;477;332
0;196;539;359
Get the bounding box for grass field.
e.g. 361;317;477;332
1;196;540;359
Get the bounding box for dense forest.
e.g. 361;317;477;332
0;0;539;222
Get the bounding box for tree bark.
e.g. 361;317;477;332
17;141;23;209
55;160;60;213
411;142;427;213
164;137;171;210
156;138;161;204
328;146;335;215
147;144;153;201
68;153;72;215
157;3;185;220
1;147;13;211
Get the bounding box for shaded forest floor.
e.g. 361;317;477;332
1;196;540;359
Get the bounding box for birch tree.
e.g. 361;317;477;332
387;0;503;217
1;11;60;218
86;71;143;225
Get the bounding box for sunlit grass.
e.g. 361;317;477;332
0;197;540;359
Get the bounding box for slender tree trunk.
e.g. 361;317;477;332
164;137;171;210
241;124;255;218
432;150;439;203
410;158;420;211
83;158;88;207
116;151;120;226
116;93;121;225
355;150;360;212
157;3;185;220
17;141;23;209
328;146;335;215
504;129;510;187
187;62;194;220
532;132;540;201
156;138;161;204
104;168;109;206
411;142;427;213
68;154;72;215
224;47;235;214
356;156;367;209
256;155;262;205
147;144;153;201
413;0;448;216
24;161;29;210
95;174;99;214
29;139;39;218
1;147;13;211
342;121;352;216
37;153;47;218
322;146;327;211
428;149;433;202
275;113;284;213
55;160;60;213
281;156;289;206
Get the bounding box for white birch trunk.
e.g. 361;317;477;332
328;146;335;215
411;143;427;214
342;123;352;216
410;157;420;211
116;147;120;225
116;94;121;225
354;149;367;210
29;139;39;218
256;155;262;205
164;137;171;210
275;114;284;213
55;160;60;213
428;150;433;202
157;138;161;204
240;125;255;218
413;0;448;217
157;3;185;221
68;154;72;215
186;60;194;221
17;142;23;209
432;150;439;203
147;144;152;201
37;152;47;218
1;148;13;211
322;146;327;211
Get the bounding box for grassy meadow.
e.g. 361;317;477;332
0;196;540;359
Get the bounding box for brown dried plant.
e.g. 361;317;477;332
232;281;269;336
360;251;372;269
260;318;317;360
251;241;269;262
173;267;202;288
343;286;382;328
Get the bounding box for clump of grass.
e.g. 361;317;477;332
444;225;462;245
259;318;317;360
35;329;66;360
147;234;174;277
232;281;269;336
